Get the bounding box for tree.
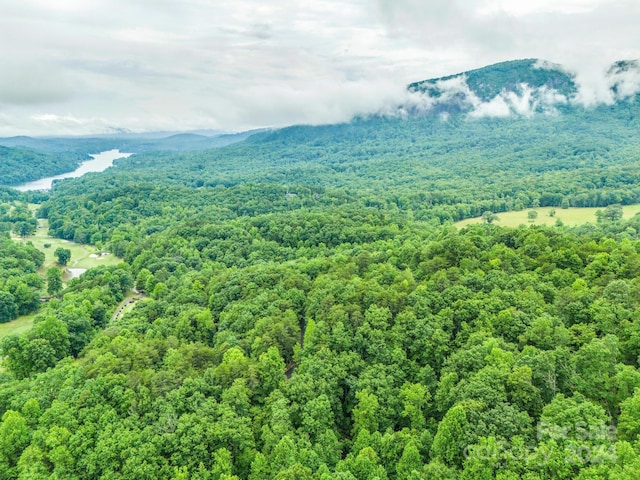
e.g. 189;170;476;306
397;442;423;480
618;388;640;441
47;268;63;296
431;403;470;467
603;204;623;222
16;221;35;238
482;211;498;224
0;291;18;323
134;268;152;291
400;382;430;430
352;390;380;436
54;247;71;266
527;210;538;222
0;410;31;477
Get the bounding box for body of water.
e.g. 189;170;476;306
15;149;132;191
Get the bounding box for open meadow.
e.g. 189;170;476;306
455;204;640;228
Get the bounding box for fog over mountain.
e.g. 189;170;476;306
395;58;640;120
1;0;639;135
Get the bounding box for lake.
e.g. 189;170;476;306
14;149;132;191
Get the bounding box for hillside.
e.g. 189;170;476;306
0;146;86;186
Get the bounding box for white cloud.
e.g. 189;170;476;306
470;95;512;118
0;0;639;135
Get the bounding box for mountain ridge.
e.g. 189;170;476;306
404;58;640;118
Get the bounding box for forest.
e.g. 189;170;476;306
2;60;640;478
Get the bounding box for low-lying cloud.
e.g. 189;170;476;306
1;0;640;135
391;59;640;121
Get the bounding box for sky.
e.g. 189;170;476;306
1;0;640;136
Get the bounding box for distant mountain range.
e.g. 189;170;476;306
0;129;265;155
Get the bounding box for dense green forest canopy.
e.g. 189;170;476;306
3;59;640;478
4;203;640;478
0;235;43;323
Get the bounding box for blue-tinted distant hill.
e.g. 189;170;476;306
0;129;261;155
123;130;264;152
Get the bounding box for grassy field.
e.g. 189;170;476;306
455;205;640;228
13;217;122;279
2;207;125;341
0;313;36;341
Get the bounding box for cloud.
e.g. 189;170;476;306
607;61;640;100
0;61;75;106
398;70;571;120
470;95;513;118
1;0;640;135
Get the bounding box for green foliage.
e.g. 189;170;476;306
482;211;498;224
54;247;71;266
0;291;18;324
46;268;62;296
0;231;43;321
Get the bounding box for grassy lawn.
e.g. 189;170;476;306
455;205;640;228
0;313;36;341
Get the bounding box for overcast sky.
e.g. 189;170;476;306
1;0;639;136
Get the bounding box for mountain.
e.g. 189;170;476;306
607;59;640;100
40;71;640;229
127;129;265;152
404;58;639;117
408;58;577;100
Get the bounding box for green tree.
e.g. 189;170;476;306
431;403;470;467
396;442;423;480
618;388;640;441
47;268;63;296
134;268;152;291
12;282;39;316
54;247;71;266
603;204;623;222
482;211;498;224
16;221;35;238
400;382;430;430
352;390;380;436
0;411;31;478
0;291;18;323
